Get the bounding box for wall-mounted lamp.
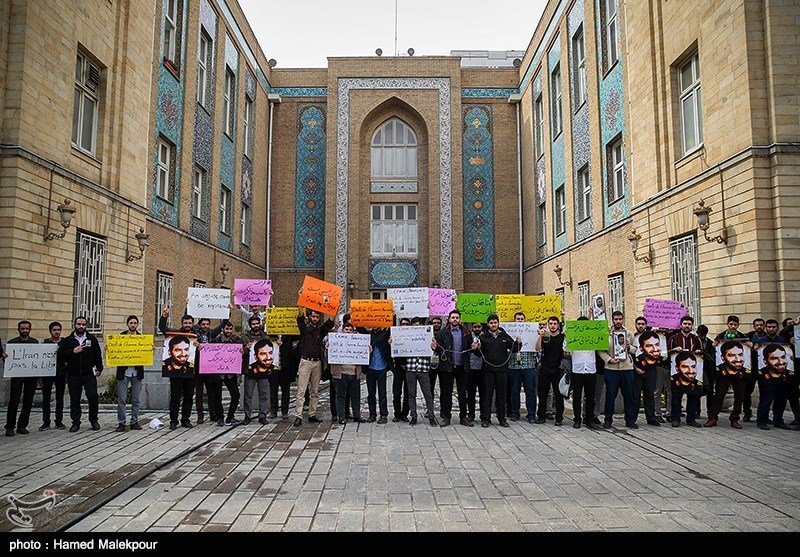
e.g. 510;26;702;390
693;199;728;244
554;264;572;288
44;198;76;241
213;263;230;287
126;227;150;262
348;279;356;293
627;228;652;264
432;279;440;289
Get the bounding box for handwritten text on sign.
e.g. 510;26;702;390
298;276;342;315
428;288;457;316
499;322;539;351
187;287;231;319
327;333;371;365
495;295;524;322
200;343;243;374
349;299;394;328
387;287;430;319
265;307;301;335
565;320;610;351
521;295;562;322
390;326;434;357
234;279;272;306
105;335;155;367
4;345;58;378
643;298;686;329
456;294;496;323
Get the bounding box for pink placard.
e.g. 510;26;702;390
428;288;457;316
199;343;243;374
234;279;272;305
643;298;686;329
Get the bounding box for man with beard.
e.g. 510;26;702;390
475;314;520;428
670;351;703;427
600;311;638;429
743;317;766;421
115;315;145;432
3;321;39;436
705;338;751;429
41;321;67;431
58;316;104;432
756;344;795;430
633;331;664;427
433;310;472;426
243;337;273;425
210;320;243;426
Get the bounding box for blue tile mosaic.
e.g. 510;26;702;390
272;87;328;98
294;104;326;268
218;0;269;92
519;0;569;96
240;157;252;260
548;36;567;254
536;157;547;260
568;0;592;243
218;34;239;251
245;68;256;101
461;88;517;99
369;259;419;289
462;105;495;269
370;181;418;193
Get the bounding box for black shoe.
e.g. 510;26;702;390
181;421;193;429
90;421;100;431
197;415;205;424
130;423;143;430
400;416;409;422
572;420;581;429
766;418;774;425
774;423;791;430
592;417;601;425
672;420;681;427
757;423;770;430
603;421;612;429
409;418;417;425
55;423;66;430
509;416;518;422
534;417;546;424
586;423;599;430
71;424;81;432
39;424;50;431
554;419;563;427
499;420;510;427
338;418;346;425
169;423;178;431
790;418;799;426
627;423;639;430
115;424;126;432
268;412;278;419
293;417;303;427
657;416;666;423
367;415;377;423
392;416;401;422
743;413;752;423
378;416;388;424
259;416;268;425
242;417;252;425
308;416;322;423
481;420;490;428
16;427;29;435
226;417;241;426
5;429;13;437
216;419;225;427
440;417;450;427
687;421;702;428
527;418;536;424
647;420;661;427
429;417;438;426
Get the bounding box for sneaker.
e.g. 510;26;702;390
481;420;490;428
90;421;100;431
757;423;770;430
39;424;50;431
293;417;303;427
527;418;536;424
367;415;377;423
226;418;240;426
672;420;681;427
181;421;193;429
16;427;29;435
242;417;252;425
626;423;639;430
703;419;717;427
130;423;143;430
546;412;554;420
554;419;563;426
338;418;346;425
115;424;126;432
440;417;450;427
687;421;702;428
169;423;179;430
308;416;322;423
55;423;66;430
731;421;742;430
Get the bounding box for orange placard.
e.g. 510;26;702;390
349;299;394;328
297;275;343;315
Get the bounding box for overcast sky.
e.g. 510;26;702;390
236;0;548;68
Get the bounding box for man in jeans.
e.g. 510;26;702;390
115;315;145;432
294;308;335;426
508;311;539;424
367;327;392;424
600;311;638;429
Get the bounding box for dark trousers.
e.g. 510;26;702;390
213;375;240;421
708;377;746;422
439;366;468;419
68;374;99;425
391;368;409;418
604;370;636;424
571;373;596;423
334;374;362;420
743;373;758;417
5;377;37;431
632;368;658;423
429;369;439;401
195;374;218;420
269;373;291;416
169;377;195;424
537;371;564;421
509;368;537;420
787;374;800;420
757;378;788;426
480;368;507;422
467;369;483;420
366;368;388;417
42;374;67;426
671;390;701;423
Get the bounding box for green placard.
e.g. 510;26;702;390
456;293;496;323
565;320;610;351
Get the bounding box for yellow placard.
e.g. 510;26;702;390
105;334;155;367
265;307;302;335
521;295;563;322
349;299;394;328
495;294;524;322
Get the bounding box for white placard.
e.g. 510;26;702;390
187;287;231;319
4;344;58;378
499;322;539;351
327;333;370;365
390;326;434;357
387;287;430;320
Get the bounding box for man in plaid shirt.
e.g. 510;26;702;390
403;316;437;426
508;311;540;424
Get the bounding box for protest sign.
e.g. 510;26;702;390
756;344;794;374
264;307;301;335
428;288;457;316
187;287;230;319
499;321;539;351
199;343;243;374
3;344;58;378
456;293;495;323
634;332;668;357
161;333;197;378
670;351;705;385
521;295;562;322
495;295;524;322
349;299;394;328
390;326;435;357
297;275;342;315
612;330;628;359
591;294;606;320
387;287;429;320
643;298;686;330
565;320;610;351
327;333;371;365
233;279;272;306
105;334;155;367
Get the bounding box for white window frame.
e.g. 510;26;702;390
578;282;590;318
534;93;544;159
243;96;254;159
678;53;703;155
72;51;100;156
156;138;173;202
371;118;418;180
197;30;211;107
73;231;106;334
163;0;178;64
609;138;624;202
555;185;566;236
604;0;619;70
223;68;235;138
670;234;701;323
551;63;563;138
607;273;624;316
577;165;591;222
573;26;587;108
220;186;231;235
370;204;418;257
537;200;547;247
241;203;250;246
156;271;174;333
192;167;205;219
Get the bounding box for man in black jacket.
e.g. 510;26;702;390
294;308;335;426
58;316;103;432
3;320;39;436
115;316;145;432
473;314;520;428
434;310;472;426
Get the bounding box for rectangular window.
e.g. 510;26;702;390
609;137;624;202
534;93;544;158
555;185;566;236
163;0;178;64
192;167;205;219
679;53;703;155
537;200;547;247
223;68;235;137
220;186;231;235
604;0;619;70
241;203;250;246
577;165;591;222
156;271;174;333
193;279;206;288
156;138;174;202
370;204;418;257
197;31;212;107
670;234;701;322
578;282;590;318
551;64;563;138
73;231;106;334
72;51;100;155
573;26;587;108
607;273;624;316
243;97;255;159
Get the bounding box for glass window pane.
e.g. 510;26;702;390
395;205;404;220
384;205;393;220
81;96;95;150
396;147;405;176
680;63;693;93
682;97;696;150
395;122;403;144
695;89;703;143
384;148;394;176
371;147;381;177
371;223;381;253
408;224;417;253
72;90;81;144
407;127;416;145
76;56;83;82
395;224;404;253
407;148;417;177
373;129;382;146
372;205;380;220
408;205;416;220
385;121;394;146
384;224;394;253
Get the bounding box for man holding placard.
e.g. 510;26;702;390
3;320;39;436
507;311;539;424
327;322;367;425
600;311;638;429
115;316;146;432
294;308;336;426
59;316;104;433
210;321;243;426
535;316;565;426
403;316;437;426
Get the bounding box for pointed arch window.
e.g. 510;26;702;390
371;118;418;180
